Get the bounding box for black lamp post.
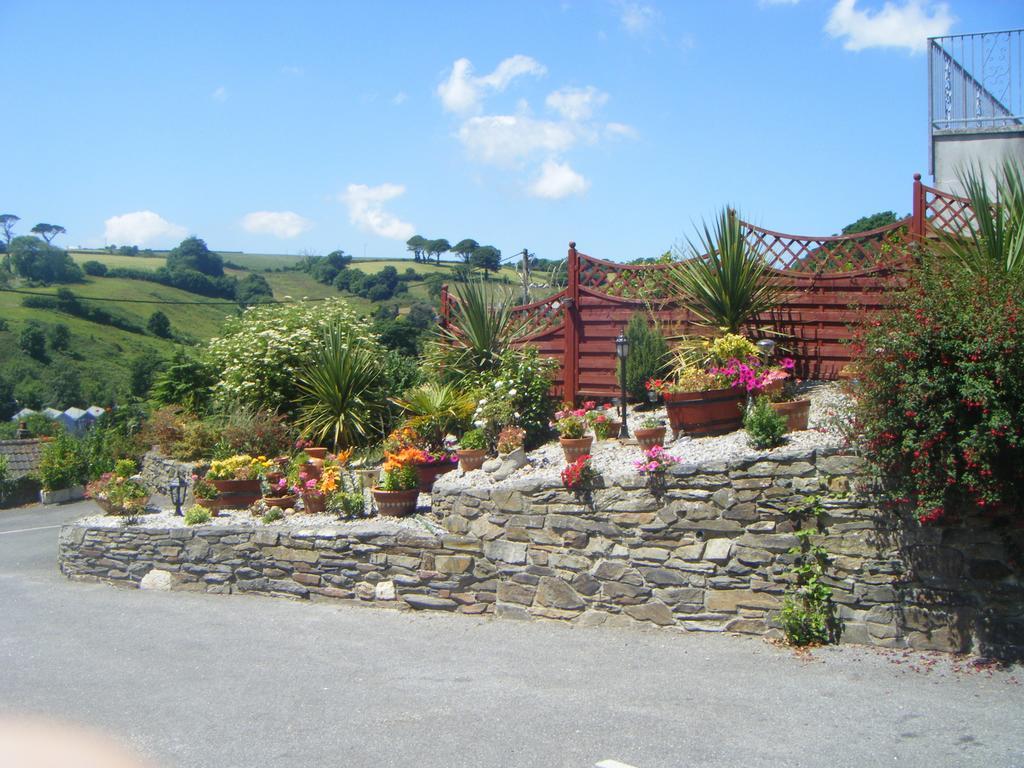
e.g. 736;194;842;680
615;330;630;438
169;472;187;516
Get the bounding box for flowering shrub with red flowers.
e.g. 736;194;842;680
561;455;597;491
855;261;1024;522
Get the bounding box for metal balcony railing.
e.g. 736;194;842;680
929;29;1023;133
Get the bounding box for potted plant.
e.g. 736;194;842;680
633;445;681;477
588;403;620;440
634;415;667;450
763;360;810;432
457;428;488;471
206;454;272;509
262;473;298;510
85;459;149;518
553;403;594;462
561;454;598;506
649;369;744;438
191;473;221;512
495;425;528;472
390;383;473;491
372;448;421;517
37;432;88;504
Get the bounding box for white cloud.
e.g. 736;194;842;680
241;211;312;239
620;2;658;35
104;211;187;246
528;160;589;199
437;55;546;114
392;91;408;105
825;0;953;53
605;122;638;139
546;86;609;122
340;183;415;241
211;86;227;101
458;115;578;166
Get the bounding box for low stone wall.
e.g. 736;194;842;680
59;447;1023;657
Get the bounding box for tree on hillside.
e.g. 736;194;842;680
9;236;83;283
147;310;172;338
451;239;479;263
19;322;47;361
471;245;501;278
406;235;427;262
47;367;83;408
48;323;71;352
0;214;19;248
325;250;352;269
425;238;450;265
840;211;900;235
30;223;66;243
235;273;274;305
166;236;224;277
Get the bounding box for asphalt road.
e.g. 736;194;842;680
1;502;1022;768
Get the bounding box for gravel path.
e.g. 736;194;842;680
437;381;855;490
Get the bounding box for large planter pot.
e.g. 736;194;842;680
372;487;419;517
262;494;298;510
211;478;262;509
559;436;593;463
769;399;811;432
634;426;667;451
301;492;326;514
458;449;487;472
40;485;86;505
304;447;329;460
415;460;457;493
300;461;322;481
664;388;744;438
93;496;151;516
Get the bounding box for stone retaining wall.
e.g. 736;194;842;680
59;447;1023;657
139;450;205;501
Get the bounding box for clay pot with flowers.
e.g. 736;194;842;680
206;454;273;509
762;359;809;431
85;459;149;518
553;403;594;463
372;449;421;517
495;425;527;470
634;416;667;450
457;428;488;472
588;403;620;440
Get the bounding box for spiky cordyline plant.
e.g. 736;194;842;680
425;279;527;382
935;158;1024;278
294;321;388;450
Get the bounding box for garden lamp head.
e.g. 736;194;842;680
169;473;187;516
615;331;630;361
756;338;776;359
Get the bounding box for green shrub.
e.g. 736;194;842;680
624;313;669;401
261;508;284;524
465;347;557;449
38;432;88;491
856;258;1024;522
216;407;295;458
743;396;786;450
779;530;838;647
184;506;211;526
0;456;12;502
459;428;487;450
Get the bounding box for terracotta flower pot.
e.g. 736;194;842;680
664;388;744;437
211;478;262;509
262;494;298;510
769;398;811;432
372;487;419;517
195;496;224;514
634;426;667;450
559;436;593;463
301;461;322;481
302;492;326;514
415;459;457;493
264;471;285;486
304;447;329;460
457;448;487;472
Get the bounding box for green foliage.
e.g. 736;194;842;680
0;456;12;502
780;530;838;646
855;256;1024;521
392;382;475;451
215;406;295;458
379;463;417;491
667;208;781;334
294;321;389;449
624;314;669;401
261;507;284;524
744;396;786;450
327;489;365;518
0;413;62;439
48;323;70;351
841;211;899;235
19;322;47;360
467;347;557;448
38;431;88;491
935;159;1024;278
0;377;15;421
129;349;164;398
151;350;215;414
30;223;66;243
166;236;224;277
21;289;146;335
459;428;487;450
80;411;145;479
47;367;83;408
184;506;211;526
9;236;83;283
147;310;171;338
235;273;274;304
82;260;108;276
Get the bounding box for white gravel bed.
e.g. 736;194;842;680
437;381;855;490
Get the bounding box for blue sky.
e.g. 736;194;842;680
4;1;1020;263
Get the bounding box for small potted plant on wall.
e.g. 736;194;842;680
495;425;528;472
372;448;421;517
85;459;150;519
553;403;594;463
457;427;488;471
634;415;667;450
764;359;810;431
588;403;620;441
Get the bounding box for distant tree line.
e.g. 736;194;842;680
297;249;425;302
405;235;502;276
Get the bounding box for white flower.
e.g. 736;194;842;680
508;388;518;396
474;420;485;428
479;398;488;406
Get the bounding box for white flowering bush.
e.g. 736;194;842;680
206;299;380;410
468;347;557;448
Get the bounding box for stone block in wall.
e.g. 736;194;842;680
483;540;527;565
536;577;585;611
706;589;781;612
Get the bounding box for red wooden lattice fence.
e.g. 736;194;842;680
439;175;974;402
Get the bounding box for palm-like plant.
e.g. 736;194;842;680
391;382;476;451
666;208;782;335
425;279;526;381
294;322;387;449
935;159;1024;278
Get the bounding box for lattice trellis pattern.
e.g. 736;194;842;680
509;296;565;337
923;185;977;235
578;257;673;300
742;221;910;273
